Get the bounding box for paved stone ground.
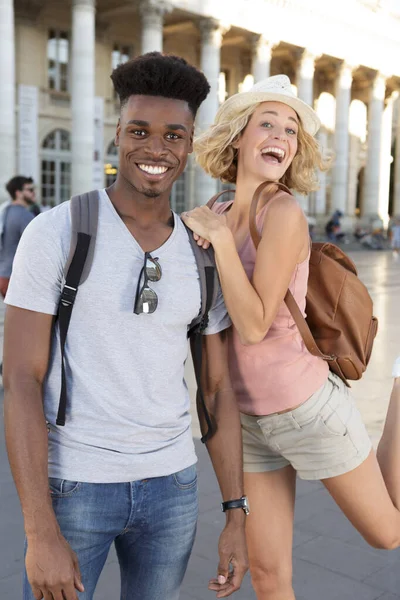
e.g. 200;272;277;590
1;250;400;599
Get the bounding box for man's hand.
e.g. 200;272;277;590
208;518;248;598
26;532;84;600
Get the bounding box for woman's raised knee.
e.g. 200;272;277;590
364;529;400;550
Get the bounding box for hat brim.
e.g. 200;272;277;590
215;91;321;136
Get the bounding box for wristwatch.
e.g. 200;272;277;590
221;496;250;516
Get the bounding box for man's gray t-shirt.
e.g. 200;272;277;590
0;204;34;277
5;190;230;483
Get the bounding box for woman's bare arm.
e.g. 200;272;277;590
184;195;309;345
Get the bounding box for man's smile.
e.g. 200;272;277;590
134;162;174;181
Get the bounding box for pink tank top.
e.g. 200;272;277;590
213;200;329;416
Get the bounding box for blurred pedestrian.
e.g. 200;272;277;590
0;176;34;298
325;210;345;242
391;217;400;259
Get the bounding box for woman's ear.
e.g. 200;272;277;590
231;134;241;150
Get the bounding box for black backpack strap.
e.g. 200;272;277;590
64;190;99;283
191;268;216;443
183;223;219;443
184;224;218;337
56;191;99;426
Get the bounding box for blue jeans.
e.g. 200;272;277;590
23;465;198;600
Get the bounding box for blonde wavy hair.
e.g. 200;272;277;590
194;103;331;195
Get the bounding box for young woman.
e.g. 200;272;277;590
182;75;400;599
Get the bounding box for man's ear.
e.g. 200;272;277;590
188;127;194;153
115;119;121;146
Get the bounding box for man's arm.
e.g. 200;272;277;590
191;329;248;598
3;306;84;600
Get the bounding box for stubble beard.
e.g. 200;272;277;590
142;188;162;199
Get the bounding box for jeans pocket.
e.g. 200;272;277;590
172;465;198;490
48;478;81;497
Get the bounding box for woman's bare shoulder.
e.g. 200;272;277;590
264;191;306;224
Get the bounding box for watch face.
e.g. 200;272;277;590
242;496;250;515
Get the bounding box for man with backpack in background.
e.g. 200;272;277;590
3;53;248;600
0;176;36;299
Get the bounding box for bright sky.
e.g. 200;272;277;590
387;0;400;12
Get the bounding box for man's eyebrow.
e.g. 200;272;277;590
126;120;187;133
167;123;188;133
127;120;149;126
261;110;299;125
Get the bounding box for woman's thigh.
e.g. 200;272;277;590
245;466;296;595
323;450;400;549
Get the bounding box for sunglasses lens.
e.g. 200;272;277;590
136;287;158;314
146;258;162;282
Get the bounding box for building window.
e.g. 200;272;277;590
41;129;71;206
112;44;131;70
170;172;187;214
105;141;119;187
112;44;131;100
48;30;70;92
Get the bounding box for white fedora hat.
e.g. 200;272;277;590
215;74;320;136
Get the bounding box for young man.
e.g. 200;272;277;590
3;53;248;600
0;176;35;298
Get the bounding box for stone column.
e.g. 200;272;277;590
394;95;400;217
71;0;96;196
378;93;395;226
363;72;386;217
295;51;316;213
315;126;328;215
252;35;273;83
139;0;171;54
347;134;361;218
194;19;227;207
296;50;315;107
0;0;16;202
331;62;352;214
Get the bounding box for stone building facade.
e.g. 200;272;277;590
1;0;400;224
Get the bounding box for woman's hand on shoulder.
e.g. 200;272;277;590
181;206;229;250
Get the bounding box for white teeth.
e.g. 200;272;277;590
261;147;285;159
138;164;168;174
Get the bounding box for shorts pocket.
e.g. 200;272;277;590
172;465;198;490
319;406;348;437
48;478;81;497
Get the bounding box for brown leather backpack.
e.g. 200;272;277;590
208;181;378;385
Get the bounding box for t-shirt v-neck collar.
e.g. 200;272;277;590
101;188;178;256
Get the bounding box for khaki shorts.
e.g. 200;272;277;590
241;373;372;480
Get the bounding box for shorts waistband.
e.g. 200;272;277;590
241;373;337;427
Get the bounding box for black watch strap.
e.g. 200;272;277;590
221;496;249;515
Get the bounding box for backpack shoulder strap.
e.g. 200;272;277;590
206;188;235;210
249;181;292;249
183;222;219;443
64;190;99;284
184;223;218;336
56;190;99;426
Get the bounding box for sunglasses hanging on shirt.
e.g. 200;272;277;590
134;253;162;315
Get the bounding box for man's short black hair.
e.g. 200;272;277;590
111;52;210;117
5;176;34;200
